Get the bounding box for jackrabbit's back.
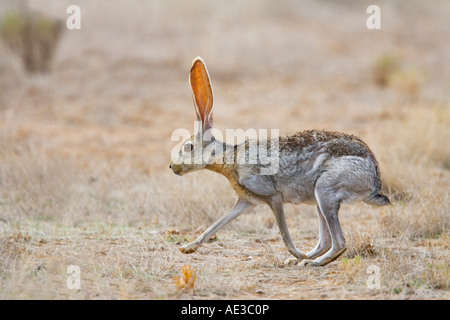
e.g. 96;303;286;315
272;130;384;205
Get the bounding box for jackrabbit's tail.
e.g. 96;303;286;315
364;193;391;206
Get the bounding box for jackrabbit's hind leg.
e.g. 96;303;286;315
301;191;346;267
306;205;332;259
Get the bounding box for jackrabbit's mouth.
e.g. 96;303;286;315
170;163;183;175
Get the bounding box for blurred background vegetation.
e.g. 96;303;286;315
0;0;62;73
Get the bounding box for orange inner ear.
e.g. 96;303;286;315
190;59;213;127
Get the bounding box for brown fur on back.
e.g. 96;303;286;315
280;130;376;159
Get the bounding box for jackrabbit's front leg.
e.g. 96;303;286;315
267;195;308;264
180;197;252;253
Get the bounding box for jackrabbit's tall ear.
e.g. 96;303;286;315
190;57;213;134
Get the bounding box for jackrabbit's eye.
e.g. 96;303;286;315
184;143;193;152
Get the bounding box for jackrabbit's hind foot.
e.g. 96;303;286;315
284;257;299;266
179;242;199;254
306;246;331;260
299;259;321;267
300;247;347;267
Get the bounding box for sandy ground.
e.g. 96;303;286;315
0;0;449;299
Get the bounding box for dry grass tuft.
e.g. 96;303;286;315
0;235;27;275
343;233;377;259
422;262;450;290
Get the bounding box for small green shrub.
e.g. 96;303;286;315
0;10;63;73
372;54;400;87
388;67;426;101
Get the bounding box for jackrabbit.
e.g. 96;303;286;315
169;57;390;266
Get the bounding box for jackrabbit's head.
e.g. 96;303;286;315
170;57;220;175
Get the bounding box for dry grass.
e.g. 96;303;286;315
0;0;449;300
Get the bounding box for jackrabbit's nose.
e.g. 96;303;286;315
169;163;172;169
